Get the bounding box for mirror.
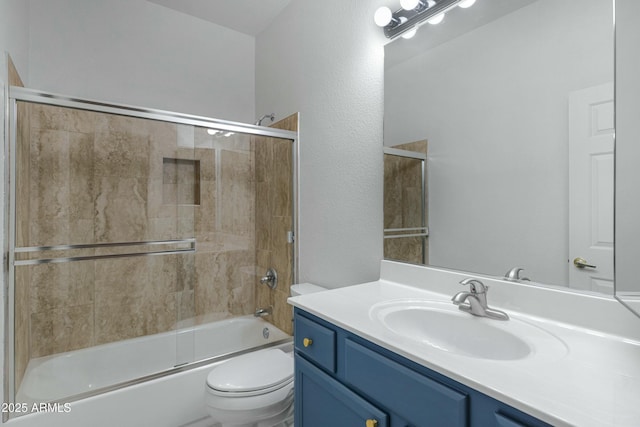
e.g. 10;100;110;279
383;0;616;293
614;1;640;317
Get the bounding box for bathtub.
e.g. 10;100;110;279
15;316;291;411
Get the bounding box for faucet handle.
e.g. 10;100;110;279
459;278;487;294
504;267;530;281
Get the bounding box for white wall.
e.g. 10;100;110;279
384;0;612;286
27;0;255;122
256;0;386;288
0;0;30;81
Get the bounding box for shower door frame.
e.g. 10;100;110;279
3;86;300;416
383;146;428;265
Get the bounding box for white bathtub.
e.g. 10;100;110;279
16;316;290;406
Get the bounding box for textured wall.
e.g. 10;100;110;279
0;0;30;82
27;0;255;122
256;0;386;288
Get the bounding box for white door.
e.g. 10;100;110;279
568;83;614;293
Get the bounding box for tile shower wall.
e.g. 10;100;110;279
13;103;268;389
10;56;30;391
254;113;297;335
384;140;428;265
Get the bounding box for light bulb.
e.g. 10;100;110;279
374;7;393;27
401;27;417;39
400;0;420;11
427;12;445;25
458;0;476;8
207;129;219;135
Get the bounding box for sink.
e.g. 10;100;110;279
370;299;567;361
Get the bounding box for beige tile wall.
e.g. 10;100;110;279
254;114;297;335
13;104;295;391
9;55;31;391
15;102;30;392
383;140;428;265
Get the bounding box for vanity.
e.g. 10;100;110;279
288;261;640;427
289;3;640;424
293;311;549;427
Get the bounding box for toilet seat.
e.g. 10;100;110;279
206;349;293;397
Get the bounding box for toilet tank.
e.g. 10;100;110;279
290;283;327;297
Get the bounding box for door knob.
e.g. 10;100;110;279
303;338;313;347
573;257;596;269
365;420;378;427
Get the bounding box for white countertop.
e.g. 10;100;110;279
288;261;640;427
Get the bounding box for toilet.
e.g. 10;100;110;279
204;283;326;427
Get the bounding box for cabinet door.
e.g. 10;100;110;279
344;339;468;427
295;355;389;427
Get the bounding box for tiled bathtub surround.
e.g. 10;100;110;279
383;140;428;265
254;113;298;335
13;102;295;391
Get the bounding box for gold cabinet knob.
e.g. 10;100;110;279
366;420;378;427
303;338;313;347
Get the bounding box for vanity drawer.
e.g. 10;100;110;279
344;339;468;427
494;412;528;427
295;314;336;373
493;411;546;427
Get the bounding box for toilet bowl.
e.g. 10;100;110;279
205;283;327;427
205;348;294;427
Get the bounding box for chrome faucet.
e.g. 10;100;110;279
254;307;273;317
452;278;509;321
504;267;530;282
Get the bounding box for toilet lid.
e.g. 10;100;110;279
206;349;293;393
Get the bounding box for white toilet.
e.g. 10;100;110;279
204;283;326;427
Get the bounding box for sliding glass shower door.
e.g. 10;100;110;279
6;89;298;416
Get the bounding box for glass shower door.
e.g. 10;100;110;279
11;101;196;406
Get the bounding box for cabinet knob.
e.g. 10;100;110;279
303;338;313;347
366;420;378;427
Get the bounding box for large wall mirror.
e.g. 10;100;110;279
615;1;640;316
383;0;640;315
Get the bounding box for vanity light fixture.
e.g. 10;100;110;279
427;12;445;25
402;27;418;39
206;129;234;138
375;0;478;39
374;6;397;27
400;0;427;11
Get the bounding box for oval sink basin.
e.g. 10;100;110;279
370;299;567;361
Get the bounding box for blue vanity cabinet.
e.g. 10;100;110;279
295;355;389;427
294;308;552;427
343;338;468;426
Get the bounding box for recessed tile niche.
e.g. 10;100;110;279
163;157;201;205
